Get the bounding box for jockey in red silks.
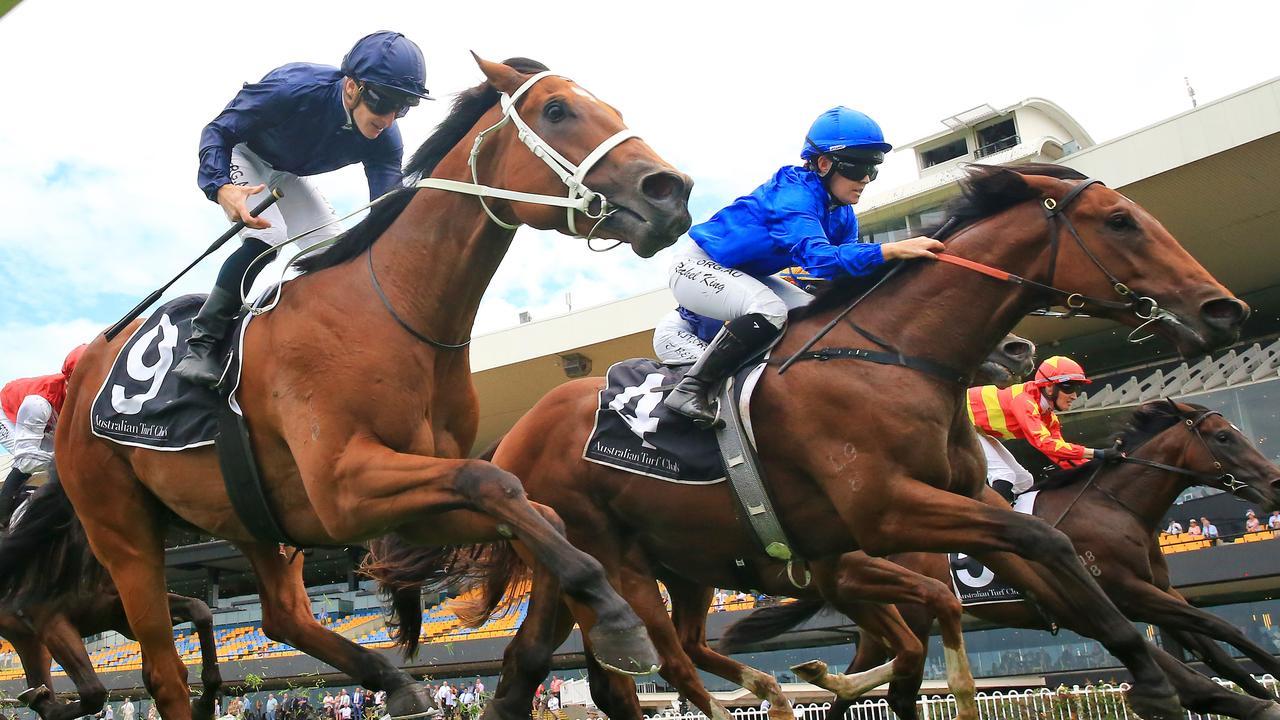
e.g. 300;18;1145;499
0;344;87;524
967;355;1114;503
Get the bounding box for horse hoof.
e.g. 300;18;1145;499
1245;702;1280;720
192;695;218;720
1126;689;1183;720
790;660;830;684
587;622;661;675
387;683;439;720
17;686;52;708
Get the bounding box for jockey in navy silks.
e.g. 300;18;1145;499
174;31;433;387
659;107;945;425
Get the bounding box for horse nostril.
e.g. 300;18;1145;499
1004;341;1034;361
640;170;687;204
1201;298;1249;330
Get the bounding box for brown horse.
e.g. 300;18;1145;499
438;335;1035;720
54;55;691;719
727;400;1280;720
0;482;222;720
369;163;1249;720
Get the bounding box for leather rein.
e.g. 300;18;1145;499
778;178;1163;382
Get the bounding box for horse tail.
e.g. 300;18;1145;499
452;541;529;629
718;598;827;653
361;536;493;658
0;469;108;610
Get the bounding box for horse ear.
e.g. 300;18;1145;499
1163;396;1181;415
471;52;528;95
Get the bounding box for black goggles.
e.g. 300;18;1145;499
360;84;418;118
1056;381;1086;394
831;159;879;182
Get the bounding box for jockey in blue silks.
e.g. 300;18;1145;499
659;106;945;426
174;31;432;388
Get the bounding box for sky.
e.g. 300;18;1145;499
0;0;1277;381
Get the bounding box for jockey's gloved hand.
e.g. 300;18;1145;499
1092;448;1120;464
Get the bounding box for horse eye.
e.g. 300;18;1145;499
1216;431;1232;443
1107;213;1134;231
544;101;567;123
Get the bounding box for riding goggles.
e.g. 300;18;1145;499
1056;381;1086;394
831;159;879;182
361;83;419;118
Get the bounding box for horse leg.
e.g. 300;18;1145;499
592;565;733;720
236;542;434;719
483;557;577;720
33;613;108;720
0;619;58;717
862;483;1179;720
1115;581;1280;690
666;578;789;720
798;554;974;720
164;594;224;720
1167;628;1275;700
582;642;643;720
60;464;192;720
323;445;656;674
1150;642;1280;720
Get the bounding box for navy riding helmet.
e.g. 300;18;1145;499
341;31;433;100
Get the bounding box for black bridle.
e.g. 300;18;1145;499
1050;406;1252;528
778;177;1163;379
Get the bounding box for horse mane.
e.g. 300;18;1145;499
294;57;551;275
0;475;110;611
1033;400;1208;491
792;162;1089;320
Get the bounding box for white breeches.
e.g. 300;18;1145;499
668;241;812;329
977;434;1035;494
230;144;345;251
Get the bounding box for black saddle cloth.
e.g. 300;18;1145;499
583;358;725;483
90;294;235;450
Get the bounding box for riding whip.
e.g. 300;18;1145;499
103;188;282;340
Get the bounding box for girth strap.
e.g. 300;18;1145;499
780;347;970;386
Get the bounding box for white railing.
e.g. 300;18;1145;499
642;675;1280;720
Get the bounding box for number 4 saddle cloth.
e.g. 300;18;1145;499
583;357;758;484
90;294;249;450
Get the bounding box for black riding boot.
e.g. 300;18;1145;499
0;467;32;527
664;313;780;427
172;239;270;388
991;479;1018;505
172;286;241;388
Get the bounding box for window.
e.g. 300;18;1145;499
859;217;910;244
920;137;969;168
976;118;1019;158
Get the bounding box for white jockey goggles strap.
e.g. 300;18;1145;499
412;70;638;237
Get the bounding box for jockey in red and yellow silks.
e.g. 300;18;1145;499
967;355;1107;502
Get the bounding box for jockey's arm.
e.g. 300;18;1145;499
11;394;54;475
774;189;884;279
1010;395;1088;468
364;126;405;201
197;77;296;223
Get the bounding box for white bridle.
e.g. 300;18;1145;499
413;70;639;238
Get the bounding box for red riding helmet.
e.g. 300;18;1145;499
1034;355;1091;387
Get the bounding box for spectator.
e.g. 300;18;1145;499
122;698;136;720
713;589;728;610
1201;517;1219;540
1165;519;1183;534
1270;510;1280;530
147;704;160;720
250;700;265;720
103;703;116;720
267;694;279;720
338;690;351;711
1187;519;1202;536
1247;509;1264;532
435;682;456;720
351;689;364;720
760;699;772;712
549;675;563;705
373;690;386;711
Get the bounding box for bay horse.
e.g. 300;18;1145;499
726;400;1280;720
419;335;1037;720
370;163;1249;720
55;55;692;719
0;482;222;720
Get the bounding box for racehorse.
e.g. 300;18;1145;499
367;163;1249;720
725;400;1280;720
54;55;692;719
0;482;222;720
397;335;1034;720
